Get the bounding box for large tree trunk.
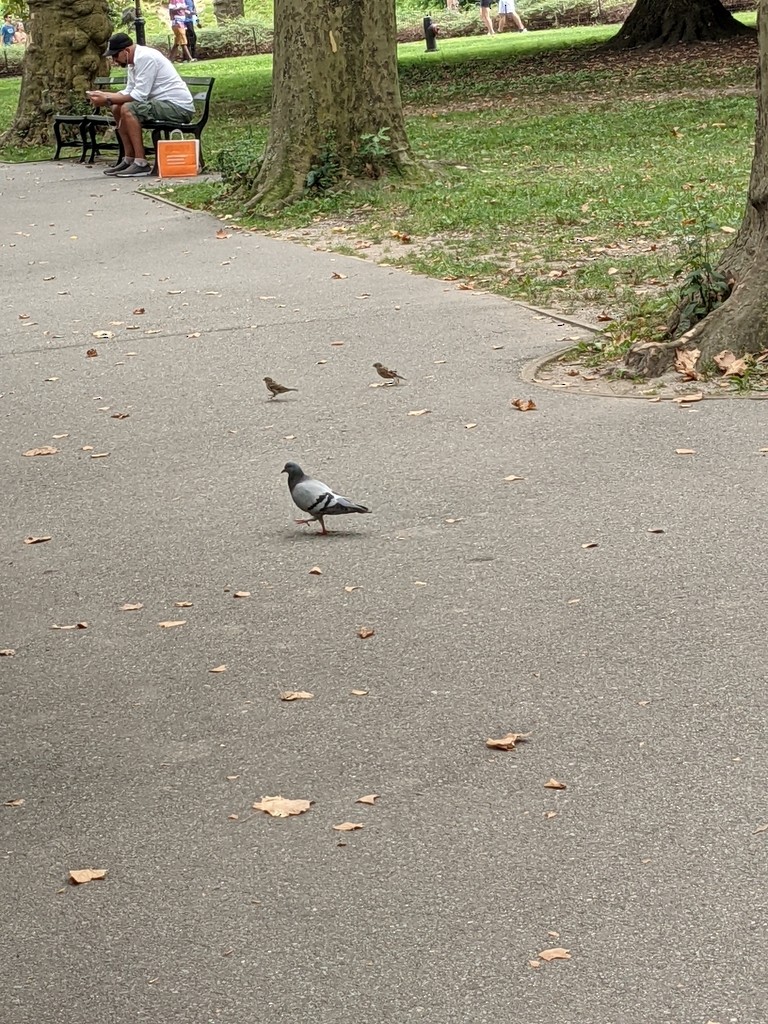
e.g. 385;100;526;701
240;0;413;212
0;0;112;147
625;0;768;375
213;0;245;22
610;0;753;48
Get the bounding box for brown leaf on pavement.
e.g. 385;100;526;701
132;307;145;315
544;778;567;790
119;603;143;611
408;409;431;416
538;947;571;962
581;542;598;549
86;348;98;358
174;601;193;608
330;272;348;279
647;528;665;534
252;796;312;818
308;566;323;575
111;412;130;420
23;536;51;545
529;960;542;969
357;627;375;639
215;228;231;239
674;347;701;380
672;393;703;404
332;822;364;831
233;591;251;599
158;620;186;629
344;585;361;593
486;732;531;751
69;868;107;885
504;475;525;481
5;797;24;806
350;689;368;696
280;691;314;701
753;822;768;834
356;794;379;805
209;665;227;673
51;622;88;630
0;649;16;656
675;449;696;455
510;399;537;411
23;446;59;457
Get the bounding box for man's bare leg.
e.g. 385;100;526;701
481;7;495;34
116;106;146;162
511;12;526;30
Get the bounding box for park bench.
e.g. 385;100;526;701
53;75;215;174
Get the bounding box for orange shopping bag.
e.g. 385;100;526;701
156;129;199;178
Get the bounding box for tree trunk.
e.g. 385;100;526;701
213;0;245;22
610;0;753;48
240;0;413;212
626;0;768;376
0;0;112;147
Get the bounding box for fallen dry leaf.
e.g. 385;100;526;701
0;649;16;657
90;453;110;459
465;423;478;430
23;536;51;545
280;691;314;701
158;620;185;629
132;307;145;315
647;528;666;534
675;449;696;456
357;627;375;639
543;810;558;819
209;665;227;673
672;393;703;404
529;960;542;969
355;794;379;805
86;348;98;358
174;601;193;608
725;357;748;377
544;778;567;790
547;931;560;939
538;947;571;962
69;868;107;885
486;731;531;751
308;566;322;576
215;228;231;239
350;689;368;696
714;349;737;373
92;330;114;340
444;518;463;524
333;822;364;832
51;622;88;630
23;446;58;457
674;347;701;380
510;399;537;412
4;798;24;806
119;602;143;611
111;412;129;420
581;542;598;549
408;409;431;416
753;822;768;835
252;796;312;818
233;591;251;599
344;585;361;593
330;272;348;280
52;433;68;440
504;475;525;482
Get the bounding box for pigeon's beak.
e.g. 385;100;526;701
281;467;288;474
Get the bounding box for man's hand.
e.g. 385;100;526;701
86;90;111;107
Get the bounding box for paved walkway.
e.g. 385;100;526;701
2;160;767;1024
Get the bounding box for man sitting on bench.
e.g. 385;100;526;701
86;32;195;177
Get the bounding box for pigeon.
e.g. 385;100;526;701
373;362;406;384
264;376;298;400
282;462;371;535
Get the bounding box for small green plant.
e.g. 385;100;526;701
356;127;392;178
214;134;262;191
669;219;732;336
305;140;342;192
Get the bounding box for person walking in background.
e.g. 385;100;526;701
479;0;495;35
1;15;15;46
13;20;27;44
497;0;528;33
168;0;194;62
184;0;198;60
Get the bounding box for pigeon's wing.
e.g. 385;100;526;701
290;476;337;515
323;493;371;516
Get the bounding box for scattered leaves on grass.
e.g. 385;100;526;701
69;868;107;885
158;620;185;629
252;796;312;818
209;665;227;673
308;566;322;575
486;731;531;751
23;446;58;457
333;822;364;832
120;603;143;611
357;627;375;639
0;649;16;657
86;348;98;358
4;797;24;806
350;689;368;696
538;947;571;962
674;347;701;380
356;794;379;805
511;399;537;412
675;449;696;456
280;691;314;701
23;536;51;545
544;778;567;790
233;591;251;599
51;622;88;630
408;409;431;416
92;330;114;340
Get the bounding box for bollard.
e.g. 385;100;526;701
423;15;439;52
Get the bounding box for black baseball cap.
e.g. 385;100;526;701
103;32;133;57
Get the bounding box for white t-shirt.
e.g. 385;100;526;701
124;45;194;112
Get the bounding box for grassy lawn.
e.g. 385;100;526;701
0;17;758;320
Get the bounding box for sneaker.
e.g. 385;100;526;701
104;159;132;176
116;162;152;177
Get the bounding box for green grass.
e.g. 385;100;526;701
0;19;759;319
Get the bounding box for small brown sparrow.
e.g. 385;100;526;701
373;362;406;384
264;376;298;400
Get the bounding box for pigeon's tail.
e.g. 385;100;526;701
331;498;371;515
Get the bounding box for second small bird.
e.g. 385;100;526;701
264;376;298;400
373;362;406;385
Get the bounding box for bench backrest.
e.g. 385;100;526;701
93;75;215;126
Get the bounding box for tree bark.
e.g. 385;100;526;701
626;0;768;375
610;0;753;48
240;0;413;212
213;0;245;22
0;0;112;147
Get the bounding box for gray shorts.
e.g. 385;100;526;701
130;99;193;124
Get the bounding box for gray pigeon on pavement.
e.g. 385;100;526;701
282;462;371;535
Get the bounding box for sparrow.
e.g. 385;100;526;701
373;362;406;384
264;376;298;400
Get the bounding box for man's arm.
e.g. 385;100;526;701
86;90;133;108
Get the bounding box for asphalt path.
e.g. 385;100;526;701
2;160;767;1024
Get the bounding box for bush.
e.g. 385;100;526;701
0;44;24;78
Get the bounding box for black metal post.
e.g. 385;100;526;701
423;15;438;52
134;0;146;46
